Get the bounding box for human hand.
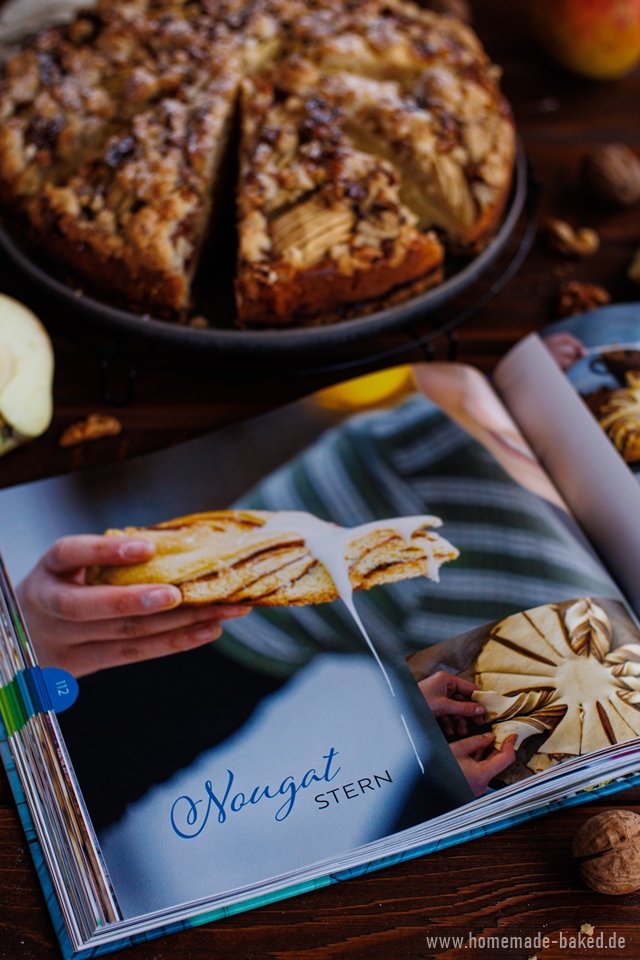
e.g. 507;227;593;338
418;670;486;737
543;332;587;371
17;535;250;678
450;732;517;797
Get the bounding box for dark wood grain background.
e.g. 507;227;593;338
2;0;640;956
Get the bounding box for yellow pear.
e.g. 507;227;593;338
0;295;54;455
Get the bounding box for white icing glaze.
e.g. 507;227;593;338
258;511;448;773
261;511;443;588
260;511;444;695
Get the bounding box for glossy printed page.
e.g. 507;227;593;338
407;595;640;787
494;318;640;617
0;362;627;936
95;646;467;917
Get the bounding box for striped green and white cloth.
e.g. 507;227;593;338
217;394;620;677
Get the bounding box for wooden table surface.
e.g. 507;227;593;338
3;1;640;957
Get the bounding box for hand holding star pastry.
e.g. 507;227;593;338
472;598;640;774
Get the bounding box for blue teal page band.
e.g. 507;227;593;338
0;666;78;736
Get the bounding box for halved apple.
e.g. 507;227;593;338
0;295;54;456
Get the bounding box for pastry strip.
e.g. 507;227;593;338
86;509;459;606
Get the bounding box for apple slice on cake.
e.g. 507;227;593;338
234;71;445;326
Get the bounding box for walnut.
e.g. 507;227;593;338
573;810;640;895
580;923;595;935
583;144;640;208
59;414;122;448
544;219;600;258
557;280;611;318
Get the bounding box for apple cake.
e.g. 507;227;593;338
85;509;460;605
0;0;516;327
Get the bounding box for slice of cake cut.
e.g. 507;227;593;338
0;2;244;316
234;71;444;327
86;509;460;606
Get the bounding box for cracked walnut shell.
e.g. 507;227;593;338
583;144;640;208
573;810;640;895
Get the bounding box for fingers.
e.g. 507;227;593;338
434;697;485;738
19;534;255;678
418;674;482;714
43;535;155;575
39;586;250;641
64;616;241;677
442;699;485;719
36;578;183;622
544;333;587;370
447;675;479;697
467;735;518;785
439;717;454;738
449;733;517;798
487;735;518;774
450;732;495;759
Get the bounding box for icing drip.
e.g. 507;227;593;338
259;512;447;773
261;511;443;695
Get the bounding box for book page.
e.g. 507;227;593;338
0;365;635;937
493;322;640;616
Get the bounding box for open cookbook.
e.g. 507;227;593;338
3;307;640;959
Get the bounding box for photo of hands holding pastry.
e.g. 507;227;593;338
8;352;625;821
15;532;252;679
16;509;459;679
15;503;519;800
14;352;610;686
409;596;640;788
417;671;517;797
